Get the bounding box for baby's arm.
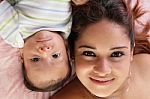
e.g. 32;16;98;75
72;0;88;5
0;0;23;48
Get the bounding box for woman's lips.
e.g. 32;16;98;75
89;77;115;86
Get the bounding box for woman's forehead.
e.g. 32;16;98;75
79;19;128;38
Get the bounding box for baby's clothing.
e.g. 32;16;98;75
0;0;72;48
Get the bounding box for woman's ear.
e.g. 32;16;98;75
72;0;89;6
19;48;24;63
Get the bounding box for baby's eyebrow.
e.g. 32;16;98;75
78;45;96;49
110;46;128;50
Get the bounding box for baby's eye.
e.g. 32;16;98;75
31;58;40;62
82;51;96;57
52;53;60;59
111;51;125;57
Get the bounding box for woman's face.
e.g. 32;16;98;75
75;19;133;97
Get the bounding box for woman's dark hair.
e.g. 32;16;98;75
134;22;150;54
69;0;135;58
131;0;150;54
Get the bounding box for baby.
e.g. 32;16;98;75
0;0;72;92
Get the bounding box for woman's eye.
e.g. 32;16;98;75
82;51;96;57
31;58;40;62
52;53;60;59
111;51;124;57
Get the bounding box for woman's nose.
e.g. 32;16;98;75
93;59;112;76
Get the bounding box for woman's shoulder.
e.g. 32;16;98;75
133;53;150;78
133;53;150;65
130;54;150;97
51;78;86;99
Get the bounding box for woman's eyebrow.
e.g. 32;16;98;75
110;46;128;50
78;45;96;49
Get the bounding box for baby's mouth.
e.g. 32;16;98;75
36;38;52;42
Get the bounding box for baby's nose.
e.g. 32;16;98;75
39;46;52;52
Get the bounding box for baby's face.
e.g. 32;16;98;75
22;30;69;90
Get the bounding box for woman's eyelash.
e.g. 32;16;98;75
111;51;125;57
82;51;96;57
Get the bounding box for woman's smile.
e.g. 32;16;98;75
89;76;115;86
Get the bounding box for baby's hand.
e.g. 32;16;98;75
72;0;89;5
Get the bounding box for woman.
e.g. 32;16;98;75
52;0;150;98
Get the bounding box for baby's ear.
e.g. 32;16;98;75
72;0;89;6
65;41;70;56
65;40;68;47
19;48;24;63
65;41;72;60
